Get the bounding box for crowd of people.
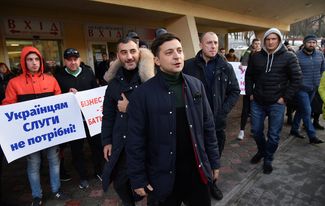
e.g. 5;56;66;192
0;27;324;206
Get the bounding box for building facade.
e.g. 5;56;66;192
1;0;324;71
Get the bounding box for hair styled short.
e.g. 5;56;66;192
0;62;9;71
199;31;217;43
150;33;181;57
252;38;260;44
116;37;138;51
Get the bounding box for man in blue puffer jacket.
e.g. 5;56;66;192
289;34;325;144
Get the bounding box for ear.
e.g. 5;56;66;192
199;42;203;49
154;56;160;66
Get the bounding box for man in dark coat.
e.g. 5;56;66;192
101;37;155;206
245;28;302;174
55;48;104;189
126;33;220;206
95;53;109;86
237;38;261;140
183;31;240;200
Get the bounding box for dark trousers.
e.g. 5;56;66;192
147;171;210;206
70;124;103;180
286;97;296;125
312;91;323;122
215;115;227;156
240;95;251;130
216;130;226;156
111;152;135;205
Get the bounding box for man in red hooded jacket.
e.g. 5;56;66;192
2;46;69;206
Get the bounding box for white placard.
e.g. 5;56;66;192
74;86;107;136
0;93;85;163
229;62;247;95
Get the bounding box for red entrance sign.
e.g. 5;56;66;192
4;17;62;38
86;24;123;42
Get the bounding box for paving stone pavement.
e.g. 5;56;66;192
1;96;325;206
226;136;325;206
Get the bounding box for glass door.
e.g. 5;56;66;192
89;42;118;70
5;39;62;74
90;43;108;71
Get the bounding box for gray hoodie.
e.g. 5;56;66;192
262;28;283;73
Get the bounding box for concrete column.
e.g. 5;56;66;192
223;33;229;51
254;30;266;42
166;15;200;60
0;34;6;63
63;21;86;61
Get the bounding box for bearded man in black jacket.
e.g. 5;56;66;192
101;37;155;206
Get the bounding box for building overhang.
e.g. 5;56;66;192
2;0;324;32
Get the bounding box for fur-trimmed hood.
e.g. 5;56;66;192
103;48;155;83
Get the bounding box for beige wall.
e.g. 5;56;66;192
0;4;290;64
95;0;289;31
166;16;200;60
0;7;167;64
0;36;6;65
255;30;267;42
62;21;87;62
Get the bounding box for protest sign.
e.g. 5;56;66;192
0;93;85;163
229;62;247;95
74;86;107;136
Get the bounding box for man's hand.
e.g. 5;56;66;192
103;144;112;161
277;97;285;105
212;169;220;182
250;95;254;101
69;88;78;94
118;93;129;113
134;184;153;197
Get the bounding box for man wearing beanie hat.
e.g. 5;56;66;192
303;34;317;44
245;28;302;174
289;34;325;144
